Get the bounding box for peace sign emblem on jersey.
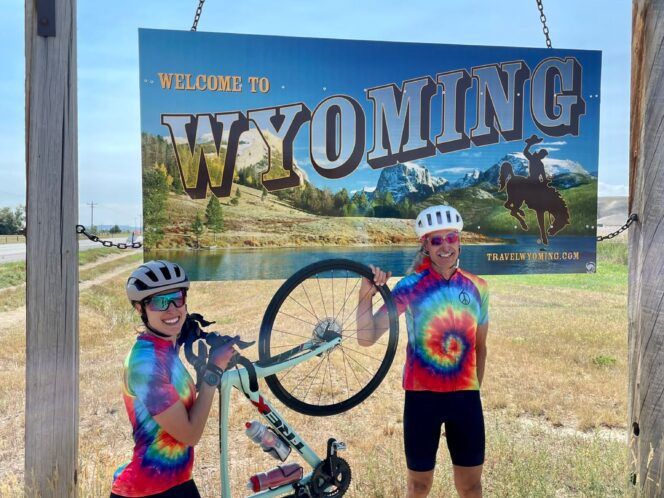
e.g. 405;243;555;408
459;290;471;305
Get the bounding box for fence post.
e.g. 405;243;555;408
25;0;79;496
628;0;664;494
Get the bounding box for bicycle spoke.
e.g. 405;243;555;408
301;357;327;402
336;344;384;363
341;270;349;323
291;356;326;396
331;269;335;319
342;348;350;398
271;343;308;350
271;327;313;340
278;363;298;382
334;277;361;323
299;281;321;323
317;355;328;406
341;329;390;348
327;353;334;404
340;348;364;390
341;285;376;330
316;274;328;317
287;294;319;322
341;346;376;379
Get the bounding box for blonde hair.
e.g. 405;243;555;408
407;243;429;274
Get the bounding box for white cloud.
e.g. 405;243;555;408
541;141;567;146
435;166;476;174
599;182;628;197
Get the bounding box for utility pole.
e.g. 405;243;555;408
25;0;79;496
628;0;664;494
87;201;96;229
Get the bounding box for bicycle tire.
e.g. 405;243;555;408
259;259;399;416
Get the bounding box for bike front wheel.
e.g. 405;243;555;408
259;259;399;416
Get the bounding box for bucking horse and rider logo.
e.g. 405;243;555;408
499;135;571;245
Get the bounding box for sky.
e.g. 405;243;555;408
0;0;631;226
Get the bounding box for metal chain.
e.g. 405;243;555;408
191;0;206;31
76;225;142;249
536;0;553;49
596;214;638;242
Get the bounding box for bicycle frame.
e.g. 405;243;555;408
217;336;342;498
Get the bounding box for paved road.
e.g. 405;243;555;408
0;238;129;263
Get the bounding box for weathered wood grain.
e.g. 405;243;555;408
629;0;664;495
25;0;79;496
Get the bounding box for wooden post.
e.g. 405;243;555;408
629;0;664;494
25;0;79;496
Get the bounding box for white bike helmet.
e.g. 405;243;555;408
414;205;464;239
126;260;190;303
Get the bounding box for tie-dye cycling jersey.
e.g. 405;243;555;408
391;265;489;392
111;334;196;497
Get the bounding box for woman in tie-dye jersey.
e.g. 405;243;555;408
110;260;235;498
357;205;489;498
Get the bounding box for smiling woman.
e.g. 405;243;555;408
356;204;490;498
110;260;236;498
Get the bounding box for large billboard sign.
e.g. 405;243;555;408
138;29;601;279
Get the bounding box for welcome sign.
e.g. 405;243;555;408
138;29;601;279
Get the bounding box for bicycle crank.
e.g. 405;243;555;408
308;439;351;497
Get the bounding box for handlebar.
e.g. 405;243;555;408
180;313;258;392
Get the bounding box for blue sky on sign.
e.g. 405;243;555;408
1;0;630;226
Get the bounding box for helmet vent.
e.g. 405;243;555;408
426;213;432;226
144;269;158;282
446;210;452;223
436;211;443;224
174;266;182;278
159;265;172;280
131;278;148;291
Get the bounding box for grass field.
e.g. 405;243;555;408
0;242;630;497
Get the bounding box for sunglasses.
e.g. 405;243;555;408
144;289;187;312
428;232;460;246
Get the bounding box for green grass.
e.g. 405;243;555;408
0;261;25;288
79;253;142;282
0;247;137;290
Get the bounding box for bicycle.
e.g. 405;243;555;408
181;259;399;497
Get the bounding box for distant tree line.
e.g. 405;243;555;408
0;206;25;235
234;162;418;219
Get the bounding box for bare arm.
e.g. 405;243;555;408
153;346;235;446
357;265;391;347
475;323;488;387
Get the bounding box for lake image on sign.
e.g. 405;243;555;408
138;29;601;278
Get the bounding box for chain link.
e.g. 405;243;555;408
191;0;206;31
536;0;553;49
596;214;638;242
76;225;143;249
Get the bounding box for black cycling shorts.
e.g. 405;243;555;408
403;390;485;471
110;479;201;498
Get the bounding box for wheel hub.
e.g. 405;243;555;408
313;317;342;343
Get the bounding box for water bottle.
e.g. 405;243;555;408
245;420;292;462
246;463;303;493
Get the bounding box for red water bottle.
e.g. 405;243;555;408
247;463;303;492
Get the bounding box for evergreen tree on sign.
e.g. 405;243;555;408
205;196;224;237
191;211;205;249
